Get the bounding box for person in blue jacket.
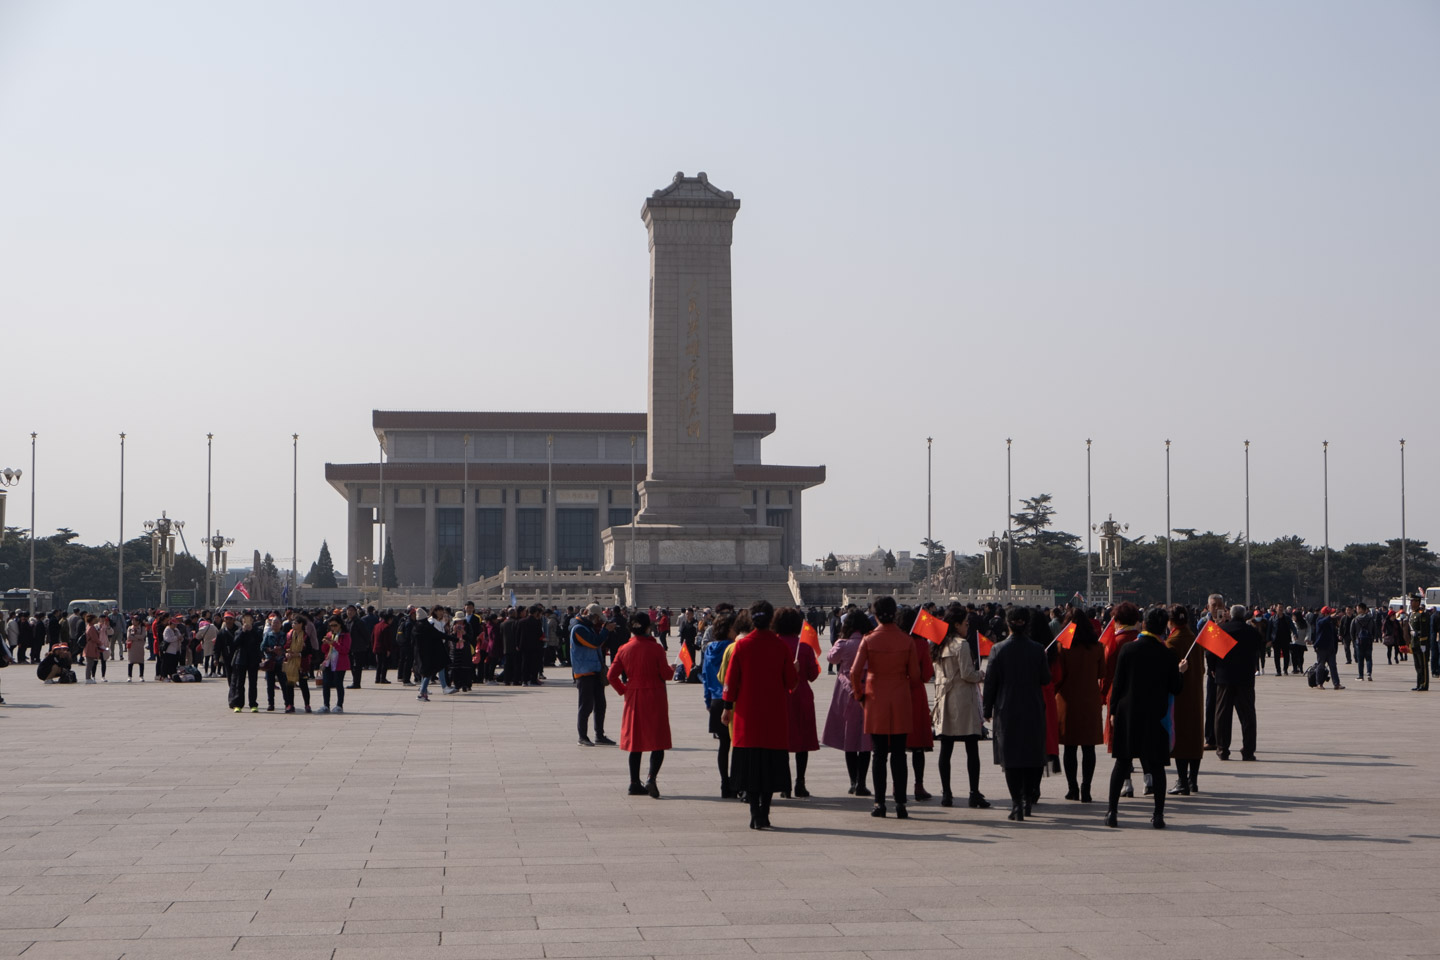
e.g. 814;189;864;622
571;603;616;747
700;611;741;798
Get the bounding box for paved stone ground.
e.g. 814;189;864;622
0;655;1435;960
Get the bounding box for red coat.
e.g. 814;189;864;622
780;634;820;753
850;623;921;736
906;635;937;749
722;629;798;750
607;637;672;753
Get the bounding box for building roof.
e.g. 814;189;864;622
324;461;825;497
372;410;776;437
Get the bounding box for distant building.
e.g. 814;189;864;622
324;410;824;589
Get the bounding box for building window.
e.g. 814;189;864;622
475;508;504;578
557;508;597;570
436;508;463;571
767;508;791;566
516;509;545;569
608;507;632;528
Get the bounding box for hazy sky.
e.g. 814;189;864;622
2;1;1436;580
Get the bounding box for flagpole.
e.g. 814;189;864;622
1165;439;1172;607
1005;437;1013;591
1085;439;1092;603
1322;440;1330;609
1244;440;1251;609
1399;439;1406;601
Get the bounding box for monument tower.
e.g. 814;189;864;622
602;172;791;606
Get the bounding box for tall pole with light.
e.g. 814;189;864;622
144;513;183;609
0;469;22;550
926;436;933;584
546;434;554;570
1322;440;1330;609
29;432;36;616
1086;439;1093;602
1095;515;1128;607
1400;439;1407;601
291;433;298;605
1005;437;1013;591
118;433;126;615
629;434;637;606
208;532;234;606
205;433;214;608
1164;439;1172;606
378;434;387;604
461;433;470;596
1244;440;1251;608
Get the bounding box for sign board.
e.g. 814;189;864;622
166;590;196;608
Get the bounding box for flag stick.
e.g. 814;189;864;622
217;583;240;610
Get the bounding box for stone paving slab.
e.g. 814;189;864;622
0;657;1435;959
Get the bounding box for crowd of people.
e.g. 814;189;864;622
2;593;1435;832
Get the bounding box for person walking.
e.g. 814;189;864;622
1214;604;1263;759
414;606;449;702
822;609;875;798
1270;604;1293;675
319;617;351;714
982;606;1052;822
849;596;919;819
570;603;615;745
1166;606;1204;794
721;600;799;830
700;611;741;797
607;611;672;798
775;606;820;799
1101;602;1142;797
931;604;989;809
125;614;147;681
1311;607;1344;691
1104;606;1187;829
1054;610;1103;803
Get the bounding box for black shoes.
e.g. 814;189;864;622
1007;804;1025;822
968;793;991;809
578;736;594;747
1151;813;1166;829
895;804;908;820
853;784;872;797
871;803;886;818
721;780;736;799
939;794;953;807
646;779;660;799
1080;785;1093;804
594;734;616;746
627;782;647;795
914;786;931;802
1104;810;1118;828
1064;787;1080;801
793;781;810;799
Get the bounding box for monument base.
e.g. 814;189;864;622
632;479;752;527
601;523;795;609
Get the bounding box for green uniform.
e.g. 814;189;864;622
1410;610;1429;690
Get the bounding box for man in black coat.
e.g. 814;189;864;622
1270;604;1293;675
1213;604;1263;760
1106;606;1187;829
518;605;545;685
228;612;263;711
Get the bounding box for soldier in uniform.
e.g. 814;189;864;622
1408;595;1429;691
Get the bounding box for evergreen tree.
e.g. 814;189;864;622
381;537;398;588
306;540;339;588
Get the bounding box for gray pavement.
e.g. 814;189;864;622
0;655;1435;960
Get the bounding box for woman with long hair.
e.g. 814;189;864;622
1054;609;1103;802
700;611;741;797
822;609;875;797
319;616;351;714
721;601;798;829
1166;605;1203;795
125;614;147;681
850;596;920;818
931;604;989;808
279;615;312;714
1101;601;1143;798
982;606;1051;821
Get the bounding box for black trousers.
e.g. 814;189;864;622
1355;641;1373;678
1272;641;1288;675
503;638;520;684
522;639;543;684
870;732;908;804
1290;645;1306;672
396;644;414;683
576;674;607;738
1214;683;1256;758
1414;643;1429;690
229;665;259;709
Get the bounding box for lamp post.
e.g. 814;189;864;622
926;436;933;584
144;513;184;609
1244;440;1251;608
1400;439;1407;601
629;434;637;606
29;432;36;616
205;433;214;608
1094;515;1128;606
208;532;234;607
1164;440;1172;606
979;533;1002;594
378;434;386;605
1323;440;1330;608
1005;438;1013;590
1086;439;1093;602
546;434;554;571
0;468;21;548
119;433;125;615
291;434;298;606
461;433;470;597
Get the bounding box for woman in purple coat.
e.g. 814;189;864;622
821;610;874;796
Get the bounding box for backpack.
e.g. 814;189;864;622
1355;615;1373;643
1305;662;1328;688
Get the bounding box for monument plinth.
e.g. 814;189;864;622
602;172;789;606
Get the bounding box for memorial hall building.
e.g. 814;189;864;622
324;409;825;589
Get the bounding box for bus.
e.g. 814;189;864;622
2;588;55;611
67;599;118;616
1426;587;1440;611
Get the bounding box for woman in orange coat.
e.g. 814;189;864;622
850;596;921;818
721;600;798;829
608;612;673;798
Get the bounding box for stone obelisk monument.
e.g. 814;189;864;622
602;172;786;606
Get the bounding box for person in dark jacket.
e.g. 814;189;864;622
395;609;416;685
1270;604;1293;675
414;606;449;702
1213;604;1264;760
372;612;397;683
981;606;1052;822
1311;607;1344;691
228;612;264;711
519;605;545;685
500;609;522;685
1105;606;1187;829
1350;604;1377;682
345;605;370;689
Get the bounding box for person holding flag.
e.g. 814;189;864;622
1100;602;1143;797
1053;610;1103;803
775;607;820;799
1104;606;1188;829
930;604;989;809
901;605;939;802
1165;606;1204;794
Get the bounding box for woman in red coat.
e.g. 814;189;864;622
607;612;673;798
775;607;820;799
850;597;922;818
721;600;798;830
896;607;937;802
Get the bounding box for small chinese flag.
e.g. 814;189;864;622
1097;618;1117;650
677;641;694;678
1194;620;1237;659
800;622;821;658
911;608;949;644
977;633;993;657
1054;622;1076;649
